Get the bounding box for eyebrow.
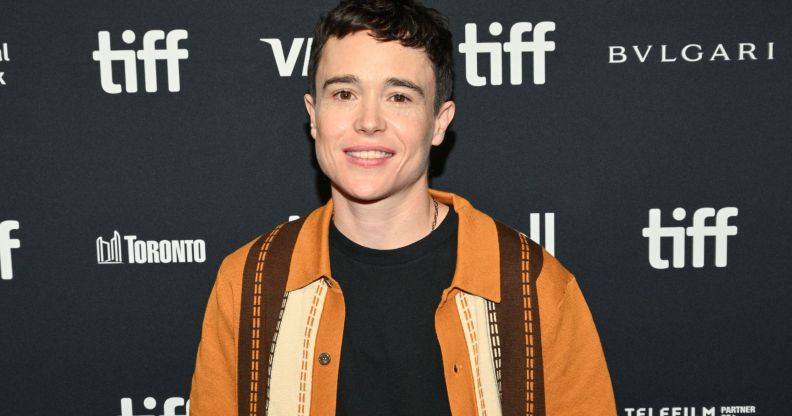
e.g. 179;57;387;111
386;77;425;98
322;74;359;90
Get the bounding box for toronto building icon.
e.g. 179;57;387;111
96;231;124;264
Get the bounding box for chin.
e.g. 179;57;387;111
331;180;392;204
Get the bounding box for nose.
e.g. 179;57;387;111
354;95;385;135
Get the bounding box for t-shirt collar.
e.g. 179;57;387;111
285;189;501;304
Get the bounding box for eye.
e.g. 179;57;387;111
391;93;411;103
333;90;353;101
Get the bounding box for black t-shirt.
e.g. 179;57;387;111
329;210;458;416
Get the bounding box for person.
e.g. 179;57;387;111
189;1;617;415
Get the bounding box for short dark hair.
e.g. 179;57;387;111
308;0;454;111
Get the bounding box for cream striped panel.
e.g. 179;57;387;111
456;292;503;416
267;279;328;416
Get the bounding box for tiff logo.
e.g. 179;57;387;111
260;37;313;77
527;213;555;256
0;42;9;85
119;396;189;416
93;29;188;94
458;21;556;86
0;220;20;280
97;230;124;264
642;207;738;269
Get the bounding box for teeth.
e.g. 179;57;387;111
346;150;393;159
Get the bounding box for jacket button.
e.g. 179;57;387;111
318;352;331;365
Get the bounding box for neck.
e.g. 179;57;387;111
331;184;449;250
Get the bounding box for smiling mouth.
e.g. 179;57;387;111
345;150;394;159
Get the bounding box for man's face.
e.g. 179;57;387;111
305;31;455;203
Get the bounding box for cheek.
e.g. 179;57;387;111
395;118;435;157
315;107;350;141
313;124;344;178
314;136;335;167
389;108;431;136
313;141;337;182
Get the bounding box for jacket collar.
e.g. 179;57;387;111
285;189;501;303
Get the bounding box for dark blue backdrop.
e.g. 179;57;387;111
1;1;790;415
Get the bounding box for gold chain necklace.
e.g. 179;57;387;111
431;197;439;231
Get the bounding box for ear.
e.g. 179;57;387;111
431;100;456;146
304;93;318;139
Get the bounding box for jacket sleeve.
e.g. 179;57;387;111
542;274;617;416
189;256;239;415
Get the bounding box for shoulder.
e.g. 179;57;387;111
218;235;261;277
215;222;287;279
535;246;577;306
210;234;265;303
494;221;575;306
217;216;311;279
493;223;593;351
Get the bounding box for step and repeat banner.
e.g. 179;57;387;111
2;0;790;415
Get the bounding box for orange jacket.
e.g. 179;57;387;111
190;190;616;415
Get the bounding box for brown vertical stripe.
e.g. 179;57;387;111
494;221;527;416
237;218;306;416
526;236;545;416
494;222;546;416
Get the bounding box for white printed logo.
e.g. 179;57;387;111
0;42;9;85
624;404;757;416
93;29;188;94
0;220;20;280
97;230;124;264
458;21;556;86
96;231;206;264
642;207;738;269
625;406;716;416
260;37;313;77
609;42;774;64
118;396;189;416
526;213;555;256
